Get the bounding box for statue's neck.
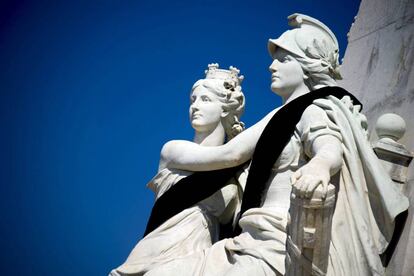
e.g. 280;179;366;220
194;123;225;146
281;83;311;105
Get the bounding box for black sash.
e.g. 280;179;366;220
143;163;246;237
234;86;360;234
144;86;360;237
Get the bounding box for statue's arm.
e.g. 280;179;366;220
291;135;343;198
159;109;277;171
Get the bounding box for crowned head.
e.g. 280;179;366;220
190;63;245;140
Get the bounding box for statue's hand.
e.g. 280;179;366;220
290;160;330;199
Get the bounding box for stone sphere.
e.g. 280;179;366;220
375;113;406;141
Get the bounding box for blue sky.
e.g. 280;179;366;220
0;1;360;275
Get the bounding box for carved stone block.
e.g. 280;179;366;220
286;184;336;276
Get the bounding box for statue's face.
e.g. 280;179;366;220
189;85;223;132
269;48;305;95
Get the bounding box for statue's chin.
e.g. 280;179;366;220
191;121;219;134
191;122;209;132
270;85;285;97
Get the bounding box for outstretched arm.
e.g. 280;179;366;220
290;135;343;198
159;109;277;172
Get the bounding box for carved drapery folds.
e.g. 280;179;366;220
287;112;412;275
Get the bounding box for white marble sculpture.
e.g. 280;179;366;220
109;64;247;276
138;14;409;276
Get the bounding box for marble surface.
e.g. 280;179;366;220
339;0;414;274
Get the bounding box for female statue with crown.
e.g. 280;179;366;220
141;14;409;276
110;64;247;276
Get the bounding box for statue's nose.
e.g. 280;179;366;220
269;60;278;72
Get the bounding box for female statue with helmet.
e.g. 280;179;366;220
113;13;409;276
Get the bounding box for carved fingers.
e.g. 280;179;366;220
290;165;330;199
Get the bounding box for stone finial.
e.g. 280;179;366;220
373;113;413;185
375;113;406;142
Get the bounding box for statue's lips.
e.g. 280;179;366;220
191;113;202;119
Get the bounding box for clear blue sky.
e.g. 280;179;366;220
0;0;360;275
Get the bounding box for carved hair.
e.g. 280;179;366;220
268;13;343;90
294;40;342;90
191;78;245;140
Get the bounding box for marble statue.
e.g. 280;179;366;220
137;14;409;276
109;64;247;276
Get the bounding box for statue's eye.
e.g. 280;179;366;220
201;96;211;102
190;96;196;103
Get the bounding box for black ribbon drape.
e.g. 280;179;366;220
234;86;360;234
143;86;406;264
144;86;360;237
143;163;246;237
